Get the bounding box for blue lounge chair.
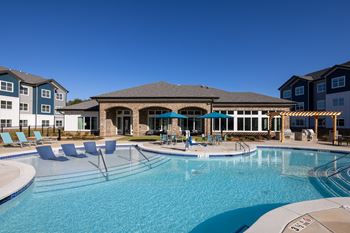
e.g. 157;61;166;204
61;144;87;158
105;140;116;154
16;132;36;146
188;136;207;147
34;131;56;144
84;141;99;155
36;146;68;161
0;132;21;147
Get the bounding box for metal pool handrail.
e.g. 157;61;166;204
134;145;150;162
234;141;250;154
98;149;109;176
319;154;350;168
328;164;350;178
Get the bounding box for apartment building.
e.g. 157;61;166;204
279;60;350;129
0;66;68;128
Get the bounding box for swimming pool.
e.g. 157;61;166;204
1;147;349;233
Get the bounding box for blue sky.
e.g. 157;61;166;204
1;0;350;99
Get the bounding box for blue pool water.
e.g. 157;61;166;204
0;148;345;233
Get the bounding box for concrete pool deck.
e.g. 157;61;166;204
0;161;35;204
247;197;350;233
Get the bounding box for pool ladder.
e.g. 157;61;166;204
235;141;250;154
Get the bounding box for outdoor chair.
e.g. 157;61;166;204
188;136;207;147
105;140;117;154
0;132;21;147
61;144;87;158
16;132;36;147
84;141;99;155
36;145;69;161
34;131;57;144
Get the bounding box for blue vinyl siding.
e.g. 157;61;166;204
0;74;19;97
33;83;55;115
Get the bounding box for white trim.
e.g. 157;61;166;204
55;93;64;101
0;81;14;93
20;85;29;96
19;102;29;112
0;100;12;109
331;76;346;89
41;104;51;113
294;86;304;96
41;89;51;99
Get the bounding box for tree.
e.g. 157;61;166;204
67;98;85;106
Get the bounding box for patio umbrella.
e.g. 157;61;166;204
198;112;233;135
155;112;187;133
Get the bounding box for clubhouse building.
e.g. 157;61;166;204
60;82;294;136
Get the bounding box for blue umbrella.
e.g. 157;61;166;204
156;112;188;119
198;112;232;135
198;112;232;119
155;112;187;133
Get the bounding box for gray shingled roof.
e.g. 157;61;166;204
279;60;350;90
0;66;68;91
92;82;292;104
58;100;98;111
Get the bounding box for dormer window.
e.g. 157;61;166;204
41;89;51;98
295;86;304;96
282;90;291;98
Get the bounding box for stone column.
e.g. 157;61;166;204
132;108;140;136
99;105;106;137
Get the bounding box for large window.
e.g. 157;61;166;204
331;76;346;89
0;81;13;92
78;116;98;131
1;100;12;109
149;110;169;131
261;118;268;131
317;82;325;93
41;89;51;98
333;97;344;107
212;111;234;131
179;110;203;133
316;100;325;110
236;111;259;131
295;86;304;96
20;103;29;111
20;86;29;95
0;119;12;127
41;104;51;113
282;90;291;98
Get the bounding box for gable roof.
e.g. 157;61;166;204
92;81;293;105
58;100;98;111
279;60;350;90
0;66;68;92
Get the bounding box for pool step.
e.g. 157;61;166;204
309;162;350;197
33;156;170;194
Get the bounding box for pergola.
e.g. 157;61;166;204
267;111;342;143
